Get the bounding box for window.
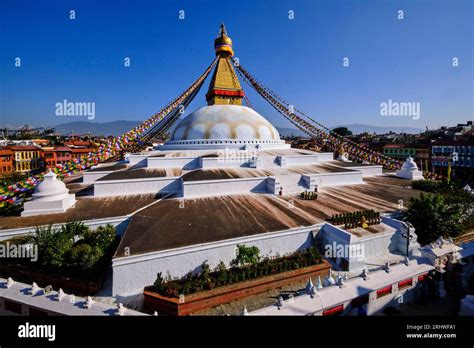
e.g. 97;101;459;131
398;278;413;290
376;285;392;298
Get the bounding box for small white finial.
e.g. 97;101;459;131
306;278;314;294
57;288;65;301
31;282;39;295
242;307;249;316
117;303;126;316
6;277;14;288
361;267;368;280
316;276;323;290
277;296;284;309
86;296;94;309
153;311;158;316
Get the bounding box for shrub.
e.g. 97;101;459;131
67;243;104;270
83;224;116;250
403;193;463;245
231;244;261;267
60;220;89;238
35;225;74;268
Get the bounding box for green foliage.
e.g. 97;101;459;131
403;193;463;245
412;179;449;193
154;272;165;292
66;243;104;270
82;224;116;249
329;210;380;228
332;127;353;137
34;224;73;268
32;221;117;271
231;244;261;267
60;220;89;238
152;246;323;298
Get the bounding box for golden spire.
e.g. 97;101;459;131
214;23;234;57
206;23;244;105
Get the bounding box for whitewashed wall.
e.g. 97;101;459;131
200;157;252;168
112;225;320;296
82;171;113;183
182;177;268;198
349;165;383;177
279;155;320;167
316;153;335;162
127;155;149;166
94;177;180;197
147;157;199;170
311;171;364;187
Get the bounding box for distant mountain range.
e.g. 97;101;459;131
332;123;423;135
3;121;423;137
53;121;140;136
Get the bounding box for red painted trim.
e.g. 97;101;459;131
376;285;392;297
418;273;429;282
398;278;413;289
323;304;344;316
206;89;245;98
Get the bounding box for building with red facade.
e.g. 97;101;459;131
0;148;14;177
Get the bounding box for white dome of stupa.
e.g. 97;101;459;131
161;105;288;150
171;105;280;141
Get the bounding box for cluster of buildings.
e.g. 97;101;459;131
343;121;474;182
0;140;93;177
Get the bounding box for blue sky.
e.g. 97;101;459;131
1;0;472;130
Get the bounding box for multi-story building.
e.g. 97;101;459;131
0;148;14;177
41;147;72;169
432;141;474;181
383;144;416;159
64;140;92;160
8;146;41;174
383;144;432;171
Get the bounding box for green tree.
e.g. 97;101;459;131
83;224;116;250
231;245;261;267
403;193;463;245
66;244;104;270
60;220;89;238
332;127;353;137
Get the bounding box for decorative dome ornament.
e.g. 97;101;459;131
161;105;288;151
214;23;234;57
396;156;423;180
21;170;76;216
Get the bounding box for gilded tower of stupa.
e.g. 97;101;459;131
206;23;245;106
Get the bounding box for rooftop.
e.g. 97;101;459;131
97;167;182;181
115;194;321;257
0;194;157;230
